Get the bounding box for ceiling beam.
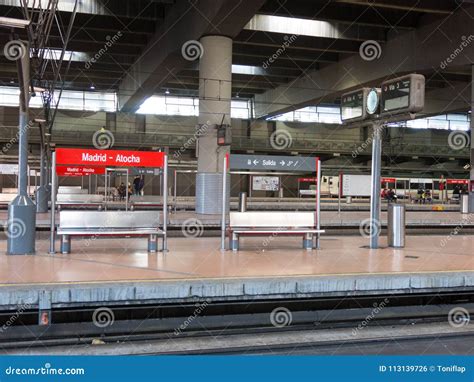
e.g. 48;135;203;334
118;0;267;112
253;5;474;118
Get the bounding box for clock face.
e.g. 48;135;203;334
366;89;379;115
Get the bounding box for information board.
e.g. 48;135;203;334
341;89;368;122
252;176;279;191
381;74;425;116
56;166;105;176
230;154;316;172
342;174;371;196
56;148;165;168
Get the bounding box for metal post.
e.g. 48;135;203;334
36;145;48;213
315;158;322;249
173;169;177;213
337;172;342;214
49;151;57;254
221;155;228;251
7;108;36;255
162;154;168;251
369;123;382;249
125;169;129;211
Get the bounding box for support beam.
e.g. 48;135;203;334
118;0;266;112
254;5;474;118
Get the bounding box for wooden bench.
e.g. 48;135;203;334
228;211;325;251
57;210;165;254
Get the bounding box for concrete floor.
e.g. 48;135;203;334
0;235;472;285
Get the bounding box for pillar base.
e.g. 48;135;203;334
7;195;36;255
35;185;49;213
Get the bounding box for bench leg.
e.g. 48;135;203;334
230;232;239;252
61;235;71;254
314;233;321;250
303;233;313;250
161;233;168;252
148;234;157;253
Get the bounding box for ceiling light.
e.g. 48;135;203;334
165;89;170;95
90;84;95;90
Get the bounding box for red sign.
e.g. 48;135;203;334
56;148;165;168
56;166;105;176
298;177;318;182
382;178;396;183
447;179;469;185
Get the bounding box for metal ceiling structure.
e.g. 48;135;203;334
0;0;471;115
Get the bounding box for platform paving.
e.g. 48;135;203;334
0;235;472;310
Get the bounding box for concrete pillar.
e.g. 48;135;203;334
196;35;232;214
468;65;474;212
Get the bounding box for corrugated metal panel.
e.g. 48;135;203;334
196;172;230;214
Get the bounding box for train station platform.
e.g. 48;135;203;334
0;235;473;311
0;210;472;230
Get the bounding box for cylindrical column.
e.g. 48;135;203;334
388;204;405;248
196;35;232;214
36;144;48;213
49;151;57;254
370;123;382;249
7;109;36;255
162;154;168;251
221;155;228;250
238;192;247;212
315;159;322;249
469;65;474;212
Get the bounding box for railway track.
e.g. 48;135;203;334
0;291;473;355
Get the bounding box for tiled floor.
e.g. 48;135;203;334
0;234;472;285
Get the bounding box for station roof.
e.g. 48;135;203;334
0;0;472;116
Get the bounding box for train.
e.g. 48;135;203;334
299;175;470;201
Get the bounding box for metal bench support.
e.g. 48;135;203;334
148;234;158;253
61;234;71;254
303;233;313;250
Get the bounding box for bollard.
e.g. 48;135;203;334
238;192;247;212
460;194;469;214
388;204;405;248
